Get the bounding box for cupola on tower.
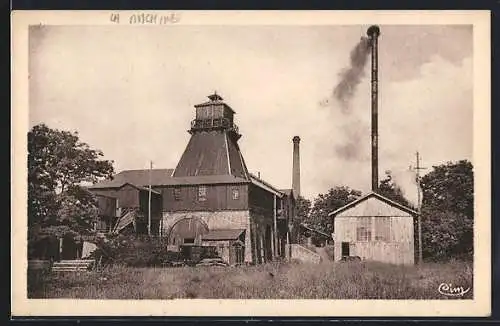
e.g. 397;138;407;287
173;93;249;179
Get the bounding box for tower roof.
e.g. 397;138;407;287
208;92;223;102
173;131;249;178
194;92;235;113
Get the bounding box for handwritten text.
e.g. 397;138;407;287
109;12;181;25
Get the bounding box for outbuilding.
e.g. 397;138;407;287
329;192;416;265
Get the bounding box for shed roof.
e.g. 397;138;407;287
249;173;284;197
279;189;293;197
93;192;117;200
90;169;174;188
202;229;245;241
299;224;332;239
119;182;162;195
328;192;418;217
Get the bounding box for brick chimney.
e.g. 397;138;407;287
292;136;301;198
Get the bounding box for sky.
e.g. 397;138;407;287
28;24;473;202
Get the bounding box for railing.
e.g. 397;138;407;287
287;244;322;264
190;118;239;134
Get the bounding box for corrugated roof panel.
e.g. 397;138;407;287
90;169;174;189
90;172;249;189
328;192;417;217
173;131;230;177
226;133;248;179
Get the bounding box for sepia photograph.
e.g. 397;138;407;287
12;10;490;317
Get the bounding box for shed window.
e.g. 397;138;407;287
232;188;240;200
374;217;391;241
173;188;181;201
356;217;372;242
198;186;207;201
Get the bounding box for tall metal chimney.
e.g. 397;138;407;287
367;25;381;192
292;136;301;198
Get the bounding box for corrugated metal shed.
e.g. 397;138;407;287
330;192;416;265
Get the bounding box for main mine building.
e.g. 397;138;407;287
89;93;299;265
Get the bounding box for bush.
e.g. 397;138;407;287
421;209;473;262
90;234;179;267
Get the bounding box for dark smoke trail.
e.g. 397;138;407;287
335;126;363;160
324;36;371;161
333;36;370;113
334;118;370;162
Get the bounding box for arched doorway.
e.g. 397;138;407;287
167;217;209;246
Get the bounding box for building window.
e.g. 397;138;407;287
184;238;195;244
374;217;391;241
356;227;371;242
232;188;240;200
173;188;181;201
356;217;372;241
198;185;207;201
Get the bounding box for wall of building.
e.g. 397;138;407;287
91;186;162;222
248;184;274;212
162;210;253;263
90;185;139;209
138;190;163;220
335;241;414;265
248;185;293;263
200;239;245;265
96;195;117;217
160;184;248;212
248;211;267;264
334;215;414;265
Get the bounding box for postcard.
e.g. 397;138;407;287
11;10;491;317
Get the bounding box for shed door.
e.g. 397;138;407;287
341;242;350;257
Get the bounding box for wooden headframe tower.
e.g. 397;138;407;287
173;93;249;179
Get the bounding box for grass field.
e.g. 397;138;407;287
28;260;473;300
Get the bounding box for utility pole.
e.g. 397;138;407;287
410;151;427;264
148;160;153;237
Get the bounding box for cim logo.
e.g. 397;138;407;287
438;283;471;297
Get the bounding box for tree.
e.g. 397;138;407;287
289;195;312;244
419;160;473;261
307;186;362;234
28;124;114;241
295;196;312;222
377;170;413;209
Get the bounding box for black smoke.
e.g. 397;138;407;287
333;36;371;113
327;36;371;161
